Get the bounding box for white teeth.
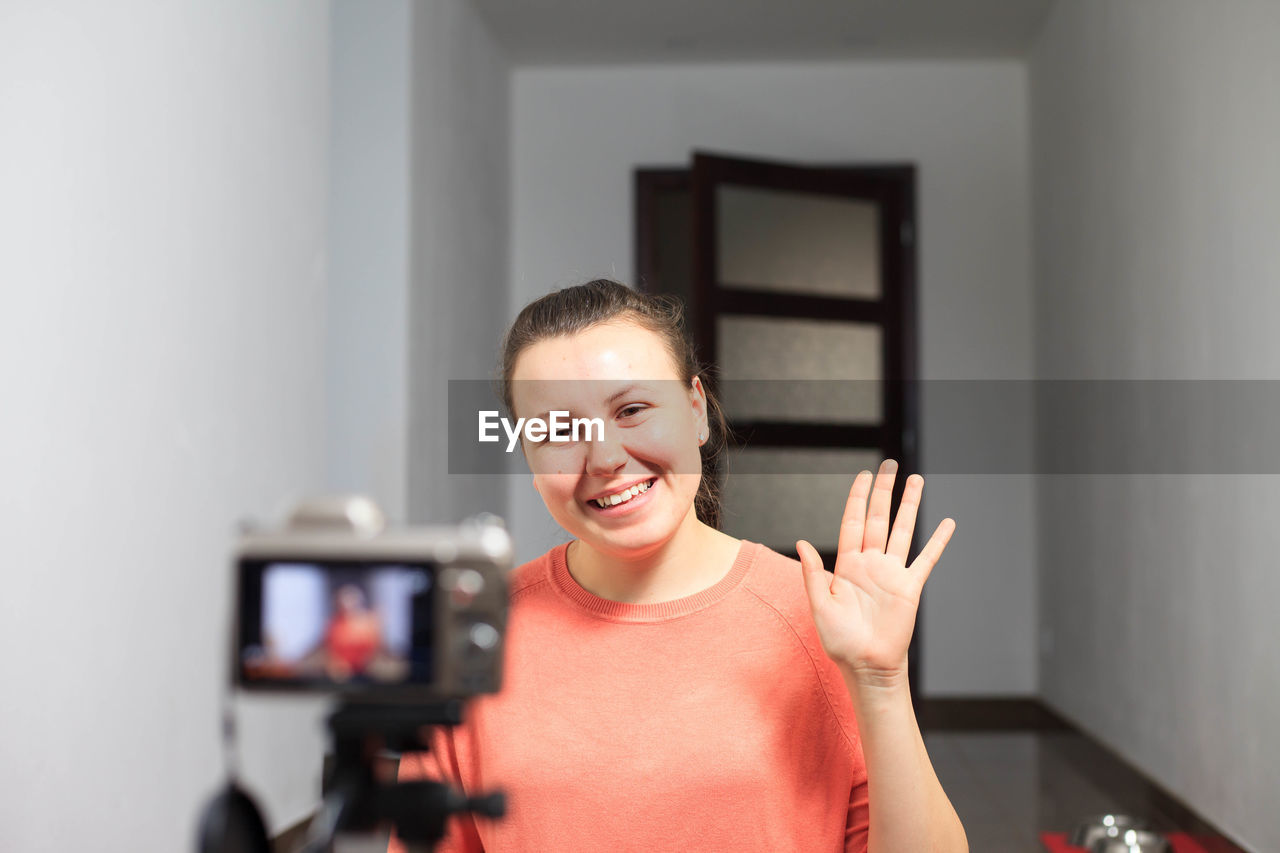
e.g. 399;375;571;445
595;480;651;508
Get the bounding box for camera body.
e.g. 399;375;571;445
232;497;512;703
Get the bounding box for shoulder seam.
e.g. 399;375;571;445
742;585;861;759
510;576;551;604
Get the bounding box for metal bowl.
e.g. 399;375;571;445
1091;828;1172;853
1070;814;1151;848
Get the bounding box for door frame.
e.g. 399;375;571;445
634;154;925;700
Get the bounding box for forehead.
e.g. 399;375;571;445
511;320;681;383
509;321;683;415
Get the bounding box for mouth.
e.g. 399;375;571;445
587;477;658;514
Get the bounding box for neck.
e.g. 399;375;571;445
567;512;740;604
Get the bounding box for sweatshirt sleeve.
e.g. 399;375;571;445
844;744;870;853
386;726;484;853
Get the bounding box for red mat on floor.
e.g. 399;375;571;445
1040;831;1209;852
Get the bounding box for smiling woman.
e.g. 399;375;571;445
390;279;967;853
508;319;741;600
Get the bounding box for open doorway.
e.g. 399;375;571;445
635;151;923;694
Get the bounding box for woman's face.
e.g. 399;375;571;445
510;320;708;561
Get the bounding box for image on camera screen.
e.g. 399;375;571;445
240;563;433;686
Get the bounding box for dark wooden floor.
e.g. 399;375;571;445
922;727;1249;852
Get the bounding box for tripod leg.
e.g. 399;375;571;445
298;783;358;853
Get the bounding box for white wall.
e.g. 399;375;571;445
1031;1;1280;849
407;0;511;526
328;0;412;522
509;60;1037;696
327;0;510;531
0;2;330;848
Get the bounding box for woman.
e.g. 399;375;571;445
392;279;967;852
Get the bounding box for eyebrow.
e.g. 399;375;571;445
606;384;643;405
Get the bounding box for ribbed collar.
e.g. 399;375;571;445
548;539;758;623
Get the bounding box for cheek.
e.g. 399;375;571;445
632;421;699;472
532;471;580;502
526;446;587;477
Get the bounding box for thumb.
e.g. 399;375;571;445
795;539;832;616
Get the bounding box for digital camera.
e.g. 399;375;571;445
231;496;512;702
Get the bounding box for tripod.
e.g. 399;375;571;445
300;701;505;853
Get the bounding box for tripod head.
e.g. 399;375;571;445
302;701;504;852
200;700;505;853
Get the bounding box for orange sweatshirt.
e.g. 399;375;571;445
390;540;869;852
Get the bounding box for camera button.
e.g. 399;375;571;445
469;622;500;651
448;568;486;606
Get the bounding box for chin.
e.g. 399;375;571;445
590;532;673;560
551;479;701;557
582;511;695;559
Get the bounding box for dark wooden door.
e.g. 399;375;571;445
636;151;922;696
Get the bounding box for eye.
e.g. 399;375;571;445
617;403;648;419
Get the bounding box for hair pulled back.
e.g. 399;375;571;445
500;279;729;529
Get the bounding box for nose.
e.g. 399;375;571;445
584;427;627;476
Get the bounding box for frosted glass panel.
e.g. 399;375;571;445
717;316;882;423
717;185;880;299
722;448;885;551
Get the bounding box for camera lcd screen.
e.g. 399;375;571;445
237;561;434;689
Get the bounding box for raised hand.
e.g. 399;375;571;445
796;459;955;689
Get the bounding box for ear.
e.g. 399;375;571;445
689;375;709;438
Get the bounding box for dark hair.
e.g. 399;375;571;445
499;278;729;529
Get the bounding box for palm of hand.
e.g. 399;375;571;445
797;460;956;682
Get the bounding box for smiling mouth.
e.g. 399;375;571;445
589;477;657;509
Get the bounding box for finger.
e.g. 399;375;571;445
837;470;874;558
796;539;834;614
908;518;956;589
886;473;924;563
862;458;898;554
